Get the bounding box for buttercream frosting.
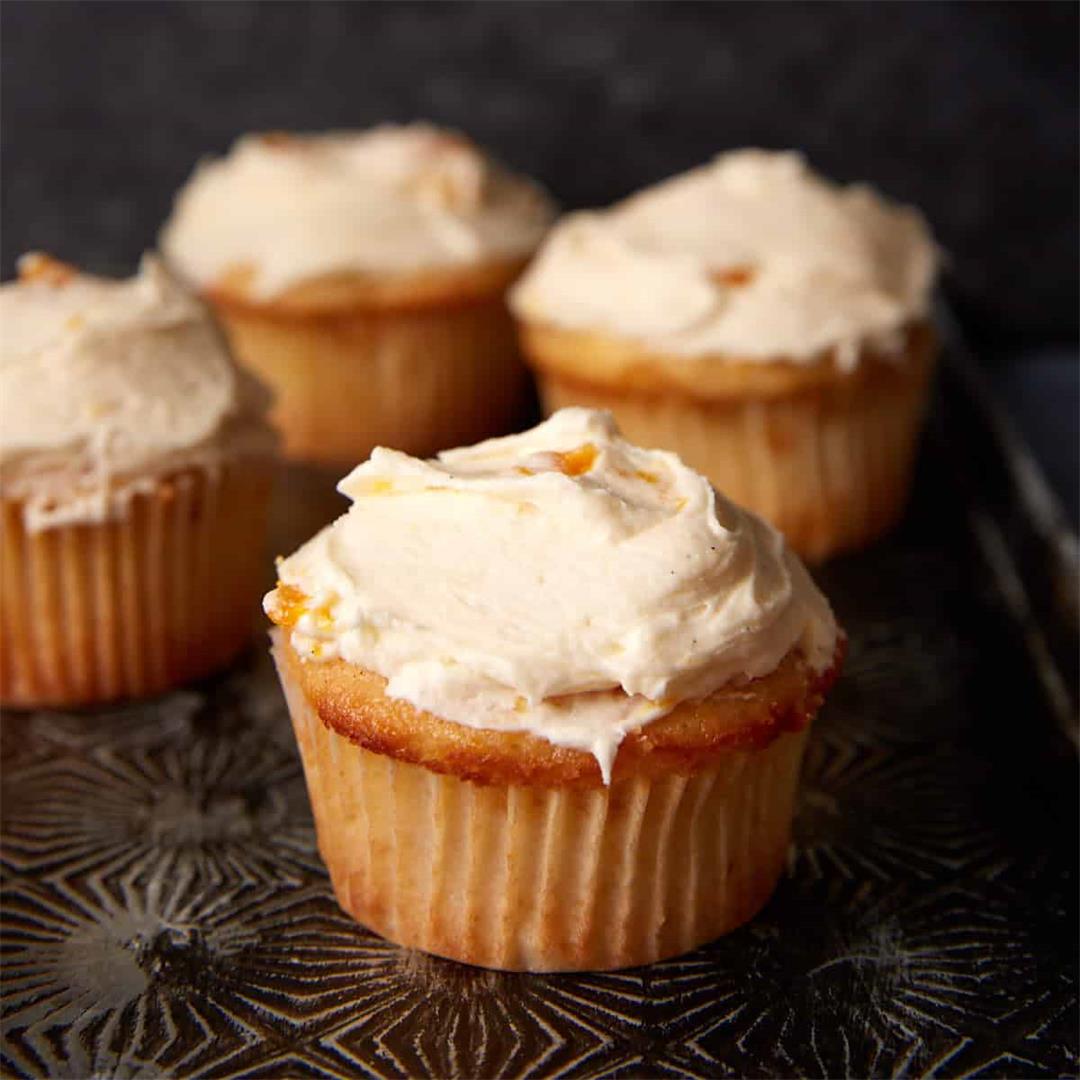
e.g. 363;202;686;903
511;149;937;368
265;408;837;781
161;124;556;298
0;253;274;529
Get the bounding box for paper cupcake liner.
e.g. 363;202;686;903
276;645;808;972
212;293;524;467
0;463;273;708
537;361;931;562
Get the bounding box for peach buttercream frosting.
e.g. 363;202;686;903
161;124;556;298
0;253;273;529
265;408;838;781
511;149;937;368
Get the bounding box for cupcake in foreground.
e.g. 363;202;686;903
511;150;939;561
265;408;842;971
0;254;277;707
161;124;556;466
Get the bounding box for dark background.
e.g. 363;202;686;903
2;1;1077;513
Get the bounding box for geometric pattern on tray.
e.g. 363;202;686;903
2;529;1077;1077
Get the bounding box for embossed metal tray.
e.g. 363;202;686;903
3;335;1077;1079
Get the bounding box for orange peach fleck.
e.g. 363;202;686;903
711;265;756;288
554;443;598;477
268;583;307;628
311;601;335;630
19;253;76;286
260;131;297;149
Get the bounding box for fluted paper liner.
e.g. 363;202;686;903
274;639;809;972
539;370;928;563
525;325;936;562
1;464;272;707
212;289;524;468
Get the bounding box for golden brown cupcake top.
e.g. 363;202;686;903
161;124;556;299
0;254;273;529
511;149;938;368
265;408;838;781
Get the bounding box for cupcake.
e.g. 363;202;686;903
0;253;277;707
511;150;939;562
161;124;555;467
265;408;841;971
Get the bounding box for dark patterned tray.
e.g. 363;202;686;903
2;341;1077;1079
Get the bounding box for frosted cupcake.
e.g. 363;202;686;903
161;124;555;466
265;408;841;971
0;254;277;707
511;150;939;561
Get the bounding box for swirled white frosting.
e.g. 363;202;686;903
511;149;937;368
266;408;837;780
161;124;556;298
0;253;274;529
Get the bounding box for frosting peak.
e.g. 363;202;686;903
511;149;938;367
265;408;837;780
161;124;556;298
0;253;273;528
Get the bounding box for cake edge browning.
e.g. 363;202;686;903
271;628;844;789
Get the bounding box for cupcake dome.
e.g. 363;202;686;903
511;148;937;367
1;253;272;527
161;124;555;297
